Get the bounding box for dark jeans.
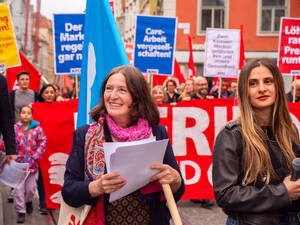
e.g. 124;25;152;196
37;166;46;207
226;216;250;225
279;213;300;225
226;214;300;225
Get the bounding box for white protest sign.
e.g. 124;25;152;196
204;28;240;78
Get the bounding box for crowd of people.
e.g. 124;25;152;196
151;73;300;106
0;58;300;224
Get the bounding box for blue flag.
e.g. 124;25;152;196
77;0;129;127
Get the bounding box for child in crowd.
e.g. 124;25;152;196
12;106;46;223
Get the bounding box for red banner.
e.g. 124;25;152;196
159;99;300;199
31;99;300;208
278;17;300;76
32;99;78;209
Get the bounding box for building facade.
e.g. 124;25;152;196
176;0;300;75
115;0;300;77
115;0;176;44
31;13;55;84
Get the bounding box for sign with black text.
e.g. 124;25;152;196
204;28;240;78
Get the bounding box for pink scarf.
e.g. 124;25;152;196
105;114;152;142
83;115;161;225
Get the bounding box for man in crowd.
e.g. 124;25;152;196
10;71;39;123
211;78;232;98
0;74;17;163
228;80;238;98
192;76;214;100
286;79;300;103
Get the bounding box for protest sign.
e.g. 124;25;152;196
53;14;85;74
278;17;300;76
204;28;240;78
0;3;20;68
134;15;177;75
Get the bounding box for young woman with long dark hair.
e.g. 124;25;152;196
213;58;300;225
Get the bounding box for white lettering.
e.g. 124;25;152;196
60;32;84;42
214;107;227;137
284;46;300;55
58;54;74;63
65;23;83;32
285;26;300;35
180;160;201;185
282;56;300;64
145;28;164;35
143;35;167;43
288;37;300;45
60;43;83;53
172;107;210;156
76;53;82;60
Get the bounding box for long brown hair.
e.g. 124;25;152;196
90;65;160;127
238;58;299;184
180;78;195;99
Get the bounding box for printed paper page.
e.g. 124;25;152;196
103;136;156;172
108;139;169;202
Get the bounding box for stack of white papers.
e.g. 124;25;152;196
0;160;29;188
103;137;169;202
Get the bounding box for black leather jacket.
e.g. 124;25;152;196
213;120;300;225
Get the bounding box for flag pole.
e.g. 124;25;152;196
293;78;297;103
41;75;49;84
218;77;222;98
162;184;183;225
150;73;154;91
75;74;79;98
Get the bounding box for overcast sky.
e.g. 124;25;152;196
30;0;86;18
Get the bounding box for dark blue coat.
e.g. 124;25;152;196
0;74;16;155
62;124;185;225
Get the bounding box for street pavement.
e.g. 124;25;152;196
177;200;227;225
0;183;227;225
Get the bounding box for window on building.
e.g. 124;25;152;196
258;0;288;34
198;0;226;34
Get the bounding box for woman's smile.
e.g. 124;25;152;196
104;73;132;127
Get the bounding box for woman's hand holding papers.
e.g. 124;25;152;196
88;172;126;197
150;164;182;193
